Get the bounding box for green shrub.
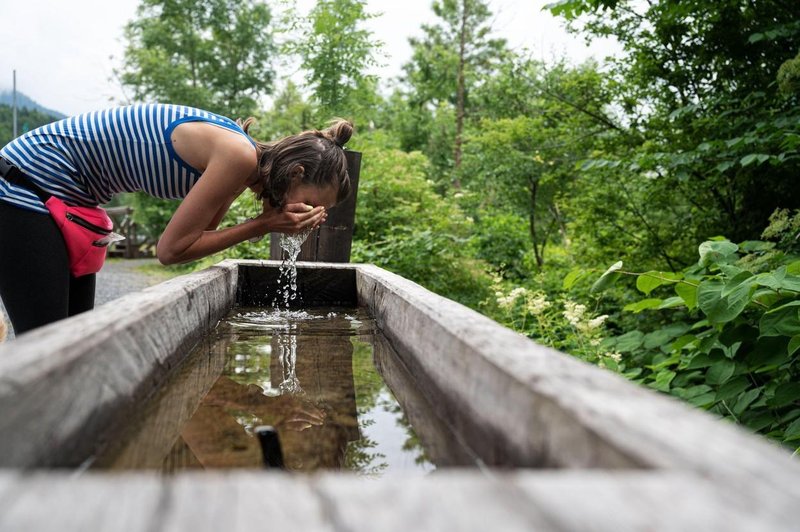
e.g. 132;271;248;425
585;238;800;450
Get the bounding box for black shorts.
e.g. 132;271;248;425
0;200;95;336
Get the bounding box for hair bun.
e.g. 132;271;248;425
326;119;353;147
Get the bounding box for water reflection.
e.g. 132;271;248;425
93;307;435;475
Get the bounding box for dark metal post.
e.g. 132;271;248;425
255;425;285;470
270;150;361;262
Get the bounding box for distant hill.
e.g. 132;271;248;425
0;100;64;146
0;90;65;119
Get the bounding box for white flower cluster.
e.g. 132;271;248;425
526;293;551;315
563;300;609;334
562;300;587;327
497;287;528;309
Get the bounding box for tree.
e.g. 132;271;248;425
403;0;507;183
255;81;314;140
547;0;800;249
462;57;618;270
292;0;382;121
118;0;277;118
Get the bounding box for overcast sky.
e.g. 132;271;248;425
1;0;618;116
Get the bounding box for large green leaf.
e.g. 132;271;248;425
715;376;750;402
754;267;800;293
783;417;800;441
721;271;755;298
563;268;586;290
750;336;790;369
615;330;644;353
759;301;800;337
675;282;698;310
789;335;800;357
624;298;663;313
674;384;712;399
688;392;717;407
652;369;676;392
658;296;685;309
644;329;676;350
706;360;736;385
768;382;800;408
698;240;738;267
591;260;623;293
697;279;752;324
636;271;681;295
733;389;762;416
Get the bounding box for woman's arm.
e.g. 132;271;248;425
156;142;324;265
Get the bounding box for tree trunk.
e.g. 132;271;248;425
529;179;543;268
452;0;468;188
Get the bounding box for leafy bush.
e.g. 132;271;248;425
583;235;800;450
349;132;494;309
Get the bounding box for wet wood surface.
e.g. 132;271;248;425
93;335;228;470
237;263;357;308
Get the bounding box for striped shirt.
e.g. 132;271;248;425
0;103;255;213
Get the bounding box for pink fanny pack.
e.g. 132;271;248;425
0;157;123;277
45;197;120;277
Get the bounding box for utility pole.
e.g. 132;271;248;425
12;70;18;138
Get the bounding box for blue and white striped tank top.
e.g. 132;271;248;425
0;103;255;213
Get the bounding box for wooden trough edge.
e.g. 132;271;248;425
0;469;797;532
350;264;800;492
0;261;239;468
0;258;797;526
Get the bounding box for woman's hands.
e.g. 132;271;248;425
254;201;327;236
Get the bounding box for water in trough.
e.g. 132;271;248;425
93;233;474;474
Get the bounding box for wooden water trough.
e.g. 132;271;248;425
0;260;798;531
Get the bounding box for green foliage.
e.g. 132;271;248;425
549;0;800;252
587;239;800;449
778;50;800;97
251;81;314;140
349;132;494;309
467;209;532;280
403;0;506;109
127;192;179;240
461;58;616;268
0;104;60;146
291;0;382;122
119;0;277;117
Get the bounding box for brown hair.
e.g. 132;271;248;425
237;118;353;209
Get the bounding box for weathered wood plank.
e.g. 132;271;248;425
92;333;227;470
2;470;799;531
0;473;164;532
371;332;480;467
512;470;797;532
160;472;333;532
355;264;800;494
0;261;238;468
236;261;357;308
312;472;559;532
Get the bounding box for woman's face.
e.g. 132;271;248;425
285;182;338;210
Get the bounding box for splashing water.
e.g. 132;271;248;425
276;228;314;309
